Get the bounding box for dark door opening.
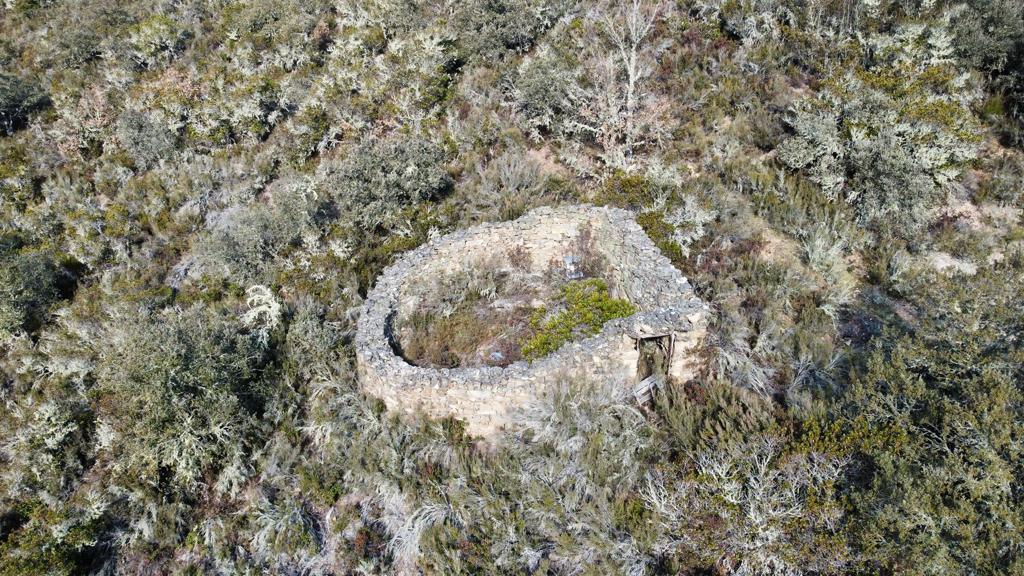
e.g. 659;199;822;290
636;336;671;381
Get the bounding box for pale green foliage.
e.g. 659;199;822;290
801;222;857;319
509;0;673;175
125;15;187;69
241;284;282;348
114;110;178;170
432;376;658;574
568;0;673;173
245;488;320;563
981;152;1024;204
953;0;1024;138
511;48;574;139
662;193;716;257
93;304;270;496
0;398;91;502
316;136;452;231
198;178;317;282
778;20;983;239
455;0;566;61
0;244;62;338
694;0;792;43
953;1;1024;73
471;148;545;218
646;436;848;575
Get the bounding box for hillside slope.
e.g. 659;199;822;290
0;1;1022;574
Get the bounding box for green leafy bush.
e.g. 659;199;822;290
317;136;452;232
808;262;1024;574
521;278;635;360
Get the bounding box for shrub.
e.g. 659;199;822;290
811;262;1024;574
455;0;564;62
114;111;178;170
0;396;93;507
0;500;106;576
976;151;1024;204
0;74;49;134
469;149;547;221
646;436;850;574
197;179;316;283
778;20;983;241
125;15;187;69
54;28;102;68
92;303;273;498
953;0;1024;141
0;243;64;338
316;136;452;232
511;49;574;138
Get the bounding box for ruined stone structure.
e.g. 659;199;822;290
355;205;709;436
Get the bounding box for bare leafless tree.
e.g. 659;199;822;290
599;0;664;160
562;0;672;173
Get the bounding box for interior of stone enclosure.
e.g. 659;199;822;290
392;216;631;368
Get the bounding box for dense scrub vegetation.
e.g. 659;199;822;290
0;1;1021;574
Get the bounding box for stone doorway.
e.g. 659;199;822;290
636;336;670;381
634;336;671;404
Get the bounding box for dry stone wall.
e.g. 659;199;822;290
355;205;709;436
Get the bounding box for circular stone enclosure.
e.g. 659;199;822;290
355;205;709;436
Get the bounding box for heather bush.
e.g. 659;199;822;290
807;261;1024;574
